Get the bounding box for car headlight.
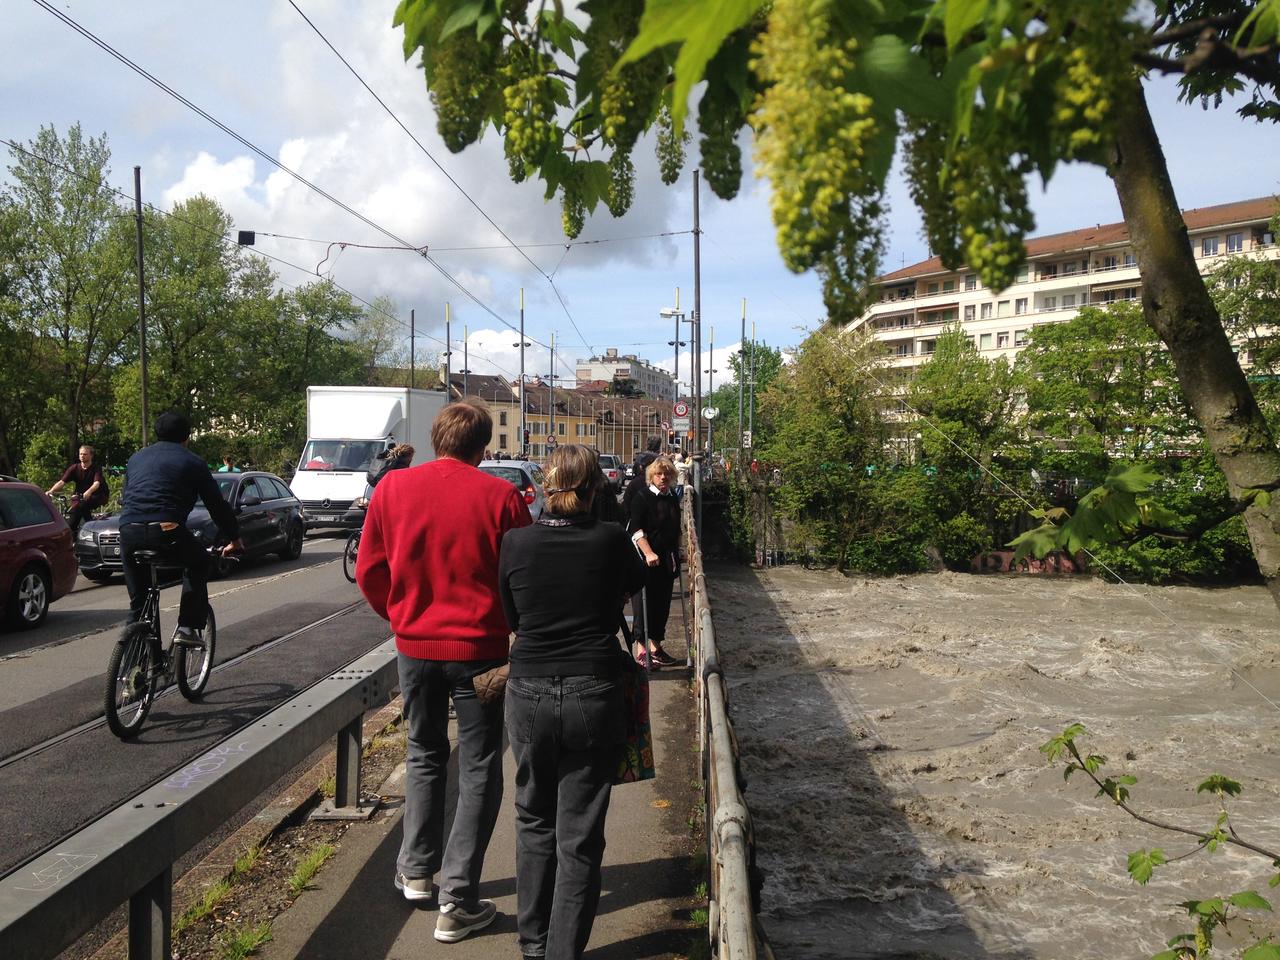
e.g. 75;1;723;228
78;528;96;543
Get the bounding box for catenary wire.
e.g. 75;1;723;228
27;0;550;352
249;229;694;253
286;0;596;356
0;135;520;380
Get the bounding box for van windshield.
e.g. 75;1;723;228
299;440;385;472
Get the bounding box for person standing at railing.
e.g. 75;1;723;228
498;444;645;960
356;400;530;944
627;457;682;668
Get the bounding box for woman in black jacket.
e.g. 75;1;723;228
627;456;682;667
498;444;645;960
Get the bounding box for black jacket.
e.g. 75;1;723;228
121;441;240;539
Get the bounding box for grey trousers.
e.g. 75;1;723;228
396;653;506;908
506;674;624;960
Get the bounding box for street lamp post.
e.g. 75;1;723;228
737;299;746;470
514;288;530;458
462;323;470;397
443;302;452;393
704;325;718;460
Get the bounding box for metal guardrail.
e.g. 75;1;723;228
0;639;398;960
682;490;768;960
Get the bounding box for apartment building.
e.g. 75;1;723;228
575;348;677;404
853;197;1278;371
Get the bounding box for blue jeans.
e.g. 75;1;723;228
396;654;506;908
506;674;624;960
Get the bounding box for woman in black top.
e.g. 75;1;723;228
498;444;645;960
627;457;682;667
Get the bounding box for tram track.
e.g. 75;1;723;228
0;600;365;771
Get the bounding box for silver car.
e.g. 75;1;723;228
477;460;547;520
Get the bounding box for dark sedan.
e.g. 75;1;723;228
76;472;305;581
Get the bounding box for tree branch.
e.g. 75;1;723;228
1147;13;1245;49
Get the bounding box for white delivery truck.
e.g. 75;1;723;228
291;386;447;529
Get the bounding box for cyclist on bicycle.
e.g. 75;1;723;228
119;412;243;645
46;444;109;532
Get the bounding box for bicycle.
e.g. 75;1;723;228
104;545;222;739
342;527;360;583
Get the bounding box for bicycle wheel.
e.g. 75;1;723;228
342;532;359;583
105;623;158;739
176;607;217;700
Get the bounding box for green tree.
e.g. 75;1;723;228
1020;302;1191;461
395;0;1280;602
1210;255;1280;418
4;124;135;460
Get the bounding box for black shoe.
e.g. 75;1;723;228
650;646;680;667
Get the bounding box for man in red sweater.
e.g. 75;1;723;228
357;400;530;943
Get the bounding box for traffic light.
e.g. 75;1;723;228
667;429;676;446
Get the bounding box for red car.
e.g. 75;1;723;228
0;477;79;629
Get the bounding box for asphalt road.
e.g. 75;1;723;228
0;533;391;878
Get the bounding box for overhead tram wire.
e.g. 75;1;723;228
249;228;695;253
285;0;596;356
0;135;518;381
28;0;549;353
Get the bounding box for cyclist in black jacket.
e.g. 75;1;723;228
120;412;243;643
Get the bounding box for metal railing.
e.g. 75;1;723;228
0;639;398;960
683;494;768;960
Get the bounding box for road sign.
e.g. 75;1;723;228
546;435;558;448
673;400;690;417
672;416;691;432
661;420;670;430
702;406;720;420
742;430;752;449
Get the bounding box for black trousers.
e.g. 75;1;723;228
67;498;104;532
634;564;676;645
121;523;210;631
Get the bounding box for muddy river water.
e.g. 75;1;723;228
706;564;1280;959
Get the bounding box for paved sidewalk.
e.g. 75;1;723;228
259;638;699;960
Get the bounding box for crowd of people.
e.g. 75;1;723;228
356;401;687;959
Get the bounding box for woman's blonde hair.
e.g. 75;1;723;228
544;444;597;516
646;457;676;484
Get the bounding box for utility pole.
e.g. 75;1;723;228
748;321;757;439
133;166;149;446
518;288;527;457
410;308;416;389
692;171;703;459
706;325;716;459
548;331;556;440
737;298;746;471
462;324;469;397
444;302;451;394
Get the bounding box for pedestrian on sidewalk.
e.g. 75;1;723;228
356;400;531;943
498;444;646;960
627;457;682;668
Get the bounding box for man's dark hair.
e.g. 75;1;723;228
645;435;661;453
154;411;191;443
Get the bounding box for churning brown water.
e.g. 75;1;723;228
707;563;1280;959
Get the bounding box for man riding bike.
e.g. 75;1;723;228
46;444;109;532
119;412;243;645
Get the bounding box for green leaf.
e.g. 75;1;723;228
618;0;768;129
1128;848;1167;885
858;35;950;119
1229;891;1273;911
1197;775;1244;797
1105;461;1159;494
1243;942;1280;960
439;0;484;41
1179;897;1226;917
1150;951;1184;960
944;0;987;51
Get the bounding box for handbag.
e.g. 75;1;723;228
472;662;509;706
613;651;656;784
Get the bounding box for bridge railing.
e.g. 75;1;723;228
683;489;769;960
0;639;398;960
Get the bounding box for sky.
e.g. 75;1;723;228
4;0;1279;394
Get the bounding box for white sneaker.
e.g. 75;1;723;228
394;872;436;902
434;899;497;942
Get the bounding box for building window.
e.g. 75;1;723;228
1062;261;1078;276
1039;263;1058;279
1100;255;1118;271
1227;232;1244;253
531;422;541;435
1202;236;1219;257
921;340;937;355
979;333;993;350
963;304;976;321
1015;264;1030;283
997;300;1011;317
498;433;507;449
964;273;977;291
1042;295;1057;311
1014;329;1029;346
558;421;566;436
926;282;939;295
942;279;956;292
997;332;1010;348
980;303;993;319
499;411;507;426
1062;293;1076;308
1124;252;1136;266
1015;298;1028;315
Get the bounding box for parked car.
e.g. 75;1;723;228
477;459;547;521
0;476;78;629
75;471;306;581
597;454;623;493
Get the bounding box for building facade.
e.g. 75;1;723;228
575;348;677;404
852;197;1278;370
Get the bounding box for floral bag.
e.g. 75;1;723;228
614;655;656;784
